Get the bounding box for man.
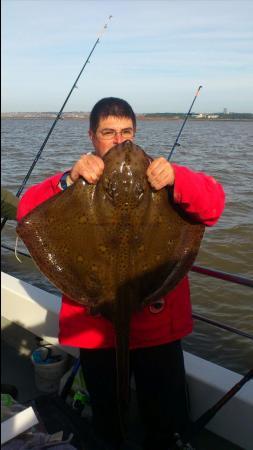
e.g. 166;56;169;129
17;97;225;450
1;188;19;220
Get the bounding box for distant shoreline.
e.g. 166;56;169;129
1;112;253;122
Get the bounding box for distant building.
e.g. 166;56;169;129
223;108;228;114
193;113;206;118
192;113;219;119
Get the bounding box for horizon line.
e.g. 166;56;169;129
2;111;253;115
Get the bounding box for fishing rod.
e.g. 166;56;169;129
168;85;202;161
171;368;253;449
1;15;113;232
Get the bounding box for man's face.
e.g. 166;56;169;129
89;115;135;158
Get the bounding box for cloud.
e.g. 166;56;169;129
2;0;253;112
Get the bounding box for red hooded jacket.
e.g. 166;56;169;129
17;164;225;349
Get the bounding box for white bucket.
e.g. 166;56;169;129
31;346;68;393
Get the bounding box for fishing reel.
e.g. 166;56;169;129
169;433;196;450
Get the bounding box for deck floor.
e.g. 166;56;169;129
1;322;243;450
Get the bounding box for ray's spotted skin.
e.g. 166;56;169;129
16;141;204;310
16;141;205;433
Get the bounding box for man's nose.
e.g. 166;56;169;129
113;132;125;144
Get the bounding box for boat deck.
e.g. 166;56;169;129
1;318;243;450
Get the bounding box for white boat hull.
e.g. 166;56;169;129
1;271;253;449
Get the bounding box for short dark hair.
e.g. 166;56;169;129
89;97;136;132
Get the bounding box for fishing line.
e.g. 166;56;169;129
14;236;22;263
168;85;202;161
1;15;113;232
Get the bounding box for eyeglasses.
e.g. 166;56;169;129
97;128;135;140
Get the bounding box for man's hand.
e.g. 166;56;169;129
146;157;175;190
70;154;105;184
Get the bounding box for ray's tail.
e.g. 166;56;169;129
114;284;134;439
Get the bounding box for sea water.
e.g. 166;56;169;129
1;118;253;374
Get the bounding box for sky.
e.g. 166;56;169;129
2;0;253;113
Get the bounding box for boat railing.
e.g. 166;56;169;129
192;312;253;341
190;265;253;341
2;243;253;341
191;264;253;288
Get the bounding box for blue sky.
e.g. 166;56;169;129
2;0;253;113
